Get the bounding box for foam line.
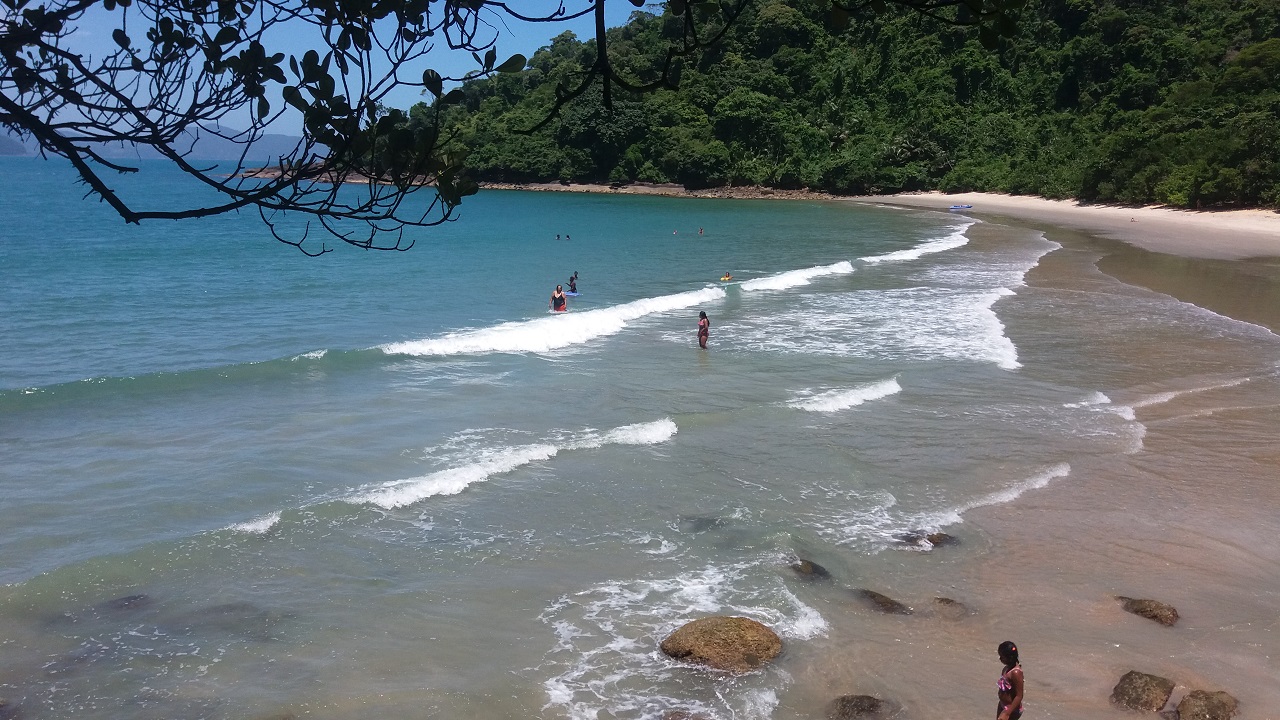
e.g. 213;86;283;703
787;377;901;412
381;288;725;357
349;419;678;509
738;261;854;291
226;512;281;534
860;221;975;264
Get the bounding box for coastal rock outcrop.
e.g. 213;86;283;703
853;589;913;615
659;616;782;673
1110;670;1175;711
1177;690;1238;720
893;530;957;549
789;558;832;581
1116;596;1179;626
826;694;901;719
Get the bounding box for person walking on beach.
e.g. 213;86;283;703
996;641;1024;720
697;311;710;349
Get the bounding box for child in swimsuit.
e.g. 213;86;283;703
997;641;1024;720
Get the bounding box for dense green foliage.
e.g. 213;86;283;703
422;0;1280;208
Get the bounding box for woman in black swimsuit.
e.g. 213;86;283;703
996;641;1024;720
550;285;567;312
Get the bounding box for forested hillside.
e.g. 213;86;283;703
416;0;1279;208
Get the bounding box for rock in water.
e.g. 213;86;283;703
853;589;913;615
1110;670;1175;711
660;616;782;673
789;558;832;581
826;694;901;719
1116;596;1179;626
1177;690;1238;720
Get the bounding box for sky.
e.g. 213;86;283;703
67;1;647;136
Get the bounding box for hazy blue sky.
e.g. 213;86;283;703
68;1;645;135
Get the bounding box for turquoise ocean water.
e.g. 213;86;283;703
3;156;1279;719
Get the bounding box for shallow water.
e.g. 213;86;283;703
2;158;1279;719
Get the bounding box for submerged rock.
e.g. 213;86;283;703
1177;690;1238;720
853;589;913;615
1116;596;1179;626
96;593;152;612
660;616;782;673
826;694;901;719
661;711;710;720
932;596;972;619
1110;670;1175;711
677;515;725;534
789;558;832;581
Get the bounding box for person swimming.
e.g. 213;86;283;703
720;272;733;281
550;285;567;312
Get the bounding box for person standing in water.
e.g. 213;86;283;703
567;275;577;293
550;285;567;312
697;311;710;349
996;641;1024;720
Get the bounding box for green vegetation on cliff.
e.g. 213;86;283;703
416;0;1279;208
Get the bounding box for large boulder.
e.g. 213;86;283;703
1177;690;1238;720
1110;670;1174;711
1115;596;1179;627
789;558;832;581
826;694;901;719
853;589;913;615
660;616;782;673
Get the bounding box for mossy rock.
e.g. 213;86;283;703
826;694;901;719
1177;690;1238;720
1116;596;1179;626
932;596;972;619
660;616;782;673
1110;670;1174;711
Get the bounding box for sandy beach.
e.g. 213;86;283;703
852;192;1280;261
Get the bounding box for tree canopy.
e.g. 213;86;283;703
2;0;1030;252
428;0;1280;209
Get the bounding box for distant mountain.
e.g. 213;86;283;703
0;134;27;156
1;126;310;163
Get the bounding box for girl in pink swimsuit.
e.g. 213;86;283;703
997;641;1024;720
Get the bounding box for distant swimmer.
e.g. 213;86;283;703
720;272;733;282
699;227;704;235
567;275;577;293
697;311;710;349
556;234;561;241
550;285;567;312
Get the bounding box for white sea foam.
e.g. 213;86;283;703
819;465;1071;550
226;511;281;534
349;419;678;509
786;377;902;412
381;287;725;357
860;221;975;264
537;561;823;720
290;350;327;361
738;261;854;291
1064;391;1111;408
733;286;1020;369
1131;378;1249;410
950;462;1071;515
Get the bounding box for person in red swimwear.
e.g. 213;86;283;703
996;641;1024;720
